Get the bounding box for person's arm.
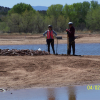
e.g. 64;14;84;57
67;27;75;35
53;30;57;36
43;31;47;36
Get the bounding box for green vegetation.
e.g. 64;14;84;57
0;1;100;33
86;4;100;31
8;3;36;15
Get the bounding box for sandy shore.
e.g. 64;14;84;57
0;34;100;45
0;55;100;90
0;34;100;90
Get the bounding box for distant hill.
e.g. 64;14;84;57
0;6;10;16
32;6;48;11
0;5;48;12
0;6;10;12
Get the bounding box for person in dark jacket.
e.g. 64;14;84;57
43;25;57;54
66;22;75;55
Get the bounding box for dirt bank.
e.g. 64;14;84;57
0;34;100;45
0;55;100;90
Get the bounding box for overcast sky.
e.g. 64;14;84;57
0;0;100;8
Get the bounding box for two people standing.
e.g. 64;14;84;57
43;22;75;55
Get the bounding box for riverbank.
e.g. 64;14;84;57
0;34;100;45
0;55;100;90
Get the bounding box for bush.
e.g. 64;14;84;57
86;7;100;31
8;3;36;15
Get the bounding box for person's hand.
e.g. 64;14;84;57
66;29;68;32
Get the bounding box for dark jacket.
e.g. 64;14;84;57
68;26;75;38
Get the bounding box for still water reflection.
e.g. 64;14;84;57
68;87;76;100
0;43;100;55
0;85;100;100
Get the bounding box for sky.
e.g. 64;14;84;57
0;0;100;8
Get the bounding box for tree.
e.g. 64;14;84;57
73;2;90;29
57;15;67;32
34;12;44;33
47;4;63;29
44;15;57;31
82;1;90;18
90;1;100;9
62;4;69;18
8;3;36;15
7;13;23;32
86;7;100;31
44;16;51;30
62;2;90;30
1;1;100;33
22;10;35;33
47;4;63;18
62;4;77;27
0;22;10;32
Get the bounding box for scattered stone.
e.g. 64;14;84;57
0;88;6;92
0;49;50;56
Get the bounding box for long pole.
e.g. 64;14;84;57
67;32;69;55
56;38;58;55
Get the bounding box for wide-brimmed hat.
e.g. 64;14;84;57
68;22;73;25
48;25;52;28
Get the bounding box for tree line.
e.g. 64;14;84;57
0;1;100;33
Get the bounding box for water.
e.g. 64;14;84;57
0;85;100;100
0;43;100;55
0;43;100;100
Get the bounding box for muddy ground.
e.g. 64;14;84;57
0;33;100;90
0;33;100;45
0;55;100;90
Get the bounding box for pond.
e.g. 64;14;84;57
0;43;100;100
0;43;100;55
0;84;100;100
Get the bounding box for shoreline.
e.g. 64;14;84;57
0;34;99;45
5;81;100;91
6;80;100;91
0;34;100;90
0;55;100;90
0;42;99;46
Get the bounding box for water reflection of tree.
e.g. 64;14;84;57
68;86;76;100
47;88;55;100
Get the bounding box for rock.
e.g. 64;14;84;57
31;53;33;56
0;49;50;56
0;88;6;92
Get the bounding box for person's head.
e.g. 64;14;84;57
48;25;52;30
68;22;73;28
